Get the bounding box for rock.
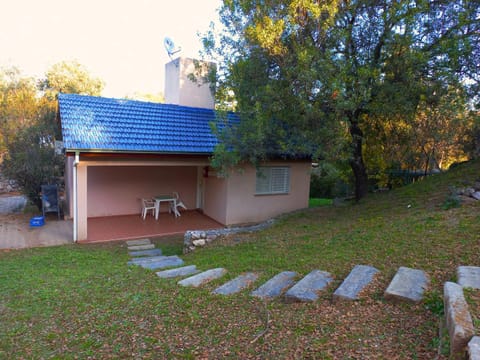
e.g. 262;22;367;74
156;265;199;279
333;265;380;301
285;270;333;303
190;231;202;240
444;282;475;358
192;239;206;247
457;266;480;290
126;238;151;246
466;187;476;196
206;235;217;242
213;272;258;295
127;244;155;251
178;268;227;287
469;337;480;360
472;191;480;200
251;271;297;299
384;267;429;303
129;248;163;257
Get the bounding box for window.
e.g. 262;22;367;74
255;167;290;195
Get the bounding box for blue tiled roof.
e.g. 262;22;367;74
58;93;237;154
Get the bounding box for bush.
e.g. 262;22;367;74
310;162;352;198
2;122;64;210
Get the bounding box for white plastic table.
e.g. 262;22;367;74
154;195;177;220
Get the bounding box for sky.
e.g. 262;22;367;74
0;0;222;97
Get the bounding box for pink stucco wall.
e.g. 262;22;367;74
203;174;228;225
201;161;311;226
224;161;311;225
87;166;197;217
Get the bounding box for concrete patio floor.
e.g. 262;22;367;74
0;213;73;250
86;210;222;243
0;210;222;249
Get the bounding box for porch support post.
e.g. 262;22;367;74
76;164;88;241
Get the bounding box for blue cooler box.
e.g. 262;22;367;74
30;216;45;227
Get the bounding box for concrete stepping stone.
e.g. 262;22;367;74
126;239;151;246
469;337;480;360
129;255;184;270
213;272;259;295
444;281;475;358
129;248;163;257
285;270;333;303
128;244;155;251
251;271;297;299
333;265;379;301
156;265;199;279
178;268;227;287
384;266;429;303
457;266;480;289
139;256;184;270
128;255;170;265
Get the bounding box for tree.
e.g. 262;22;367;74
203;0;480;199
1;61;104;209
39;60;104;100
2;118;64;209
0;67;39;157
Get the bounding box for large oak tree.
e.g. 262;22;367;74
204;0;480;199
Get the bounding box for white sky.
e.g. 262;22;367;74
0;0;222;97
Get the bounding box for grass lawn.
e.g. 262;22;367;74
1;160;479;359
309;198;333;207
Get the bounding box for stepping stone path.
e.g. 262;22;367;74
457;266;480;290
285;270;333;303
333;265;379;301
125;239;480;356
251;271;297;299
384;266;429;303
156;265;200;279
213;272;259;295
125;239;438;307
178;268;227;287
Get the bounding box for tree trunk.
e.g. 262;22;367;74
349;120;369;201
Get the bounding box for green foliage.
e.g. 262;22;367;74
1;61;105;208
423;290;444;317
2;120;64;209
0;67;39;155
39;60;104;100
310;161;352;198
441;193;461;211
203;0;480;199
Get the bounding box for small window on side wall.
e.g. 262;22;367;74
255;167;290;195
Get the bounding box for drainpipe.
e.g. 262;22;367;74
73;151;79;242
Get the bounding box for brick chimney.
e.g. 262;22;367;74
164;57;215;109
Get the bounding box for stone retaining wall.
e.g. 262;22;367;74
183;219;275;254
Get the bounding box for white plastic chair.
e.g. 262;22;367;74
141;198;156;220
170;192;187;217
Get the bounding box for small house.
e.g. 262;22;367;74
58;58;311;242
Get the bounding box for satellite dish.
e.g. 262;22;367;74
164;36;181;59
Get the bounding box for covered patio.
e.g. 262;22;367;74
85;210;222;243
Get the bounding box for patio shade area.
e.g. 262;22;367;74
85;210;223;243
